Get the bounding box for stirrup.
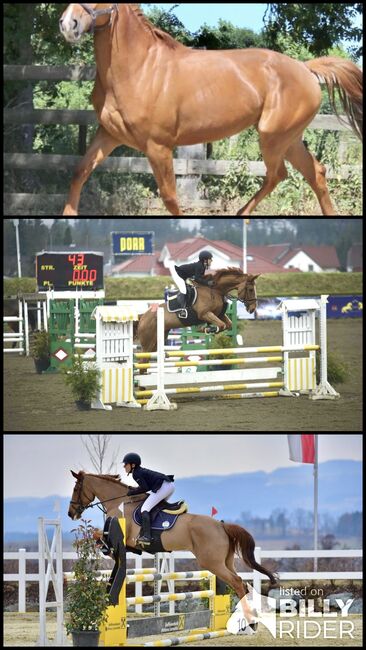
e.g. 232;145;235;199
137;535;151;545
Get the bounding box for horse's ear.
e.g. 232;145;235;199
71;470;79;479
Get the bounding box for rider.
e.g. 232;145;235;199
168;251;214;309
123;453;175;546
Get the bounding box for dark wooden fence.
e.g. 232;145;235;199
4;65;361;215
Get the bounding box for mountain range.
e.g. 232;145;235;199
4;460;361;542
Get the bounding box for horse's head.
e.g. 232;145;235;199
68;470;131;519
237;274;260;314
211;268;260;315
59;3;118;43
68;470;95;520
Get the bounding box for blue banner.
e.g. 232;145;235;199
254;296;363;320
327;295;363;318
112;232;154;256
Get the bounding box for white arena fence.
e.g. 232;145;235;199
3;518;363;647
4;541;363;614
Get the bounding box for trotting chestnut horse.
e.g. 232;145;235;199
59;4;362;216
68;470;277;617
137;268;259;352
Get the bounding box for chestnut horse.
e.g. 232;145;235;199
137;269;260;352
68;471;277;611
59;4;362;216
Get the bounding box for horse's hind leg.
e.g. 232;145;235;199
197;554;248;600
285;139;337;215
236;133;289;215
203;560;257;622
224;551;257;621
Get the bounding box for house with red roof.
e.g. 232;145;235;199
248;244;341;272
111;236;342;277
111;236;294;277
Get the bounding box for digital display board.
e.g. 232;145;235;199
36;252;104;291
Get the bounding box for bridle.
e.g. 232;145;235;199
238;279;257;313
69;476;95;517
78;3;118;33
69;475;145;517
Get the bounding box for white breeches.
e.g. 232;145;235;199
168;261;187;294
141;481;175;512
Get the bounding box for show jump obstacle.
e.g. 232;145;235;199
91;306;141;410
37;517;231;647
99;520;231;646
91;295;339;411
3;300;25;355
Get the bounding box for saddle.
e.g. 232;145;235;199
133;499;188;554
166;285;230;330
134;498;188;528
166;285;197;322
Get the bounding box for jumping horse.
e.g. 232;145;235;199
137;268;259;353
68;471;277;617
59;4;362;216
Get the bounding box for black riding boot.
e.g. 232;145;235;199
138;511;152;545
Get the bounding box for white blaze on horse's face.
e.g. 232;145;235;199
59;4;94;43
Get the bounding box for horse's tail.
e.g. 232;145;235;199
223;523;278;585
305;57;362;141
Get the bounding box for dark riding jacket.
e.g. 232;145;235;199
176;261;211;286
127;466;174;495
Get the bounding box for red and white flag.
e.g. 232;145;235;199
288;434;315;464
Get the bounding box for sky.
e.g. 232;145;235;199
21;218;201;231
4;434;362;498
145;4;362;63
147;3;266;32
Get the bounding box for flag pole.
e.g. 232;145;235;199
243;219;248;273
314;434;319;571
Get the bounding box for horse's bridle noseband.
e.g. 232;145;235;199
78;3;118;33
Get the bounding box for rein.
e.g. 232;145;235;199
70;476;145;516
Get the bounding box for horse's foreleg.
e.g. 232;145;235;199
201;311;228;332
222;315;232;329
63;126;119;215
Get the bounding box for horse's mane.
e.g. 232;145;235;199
83;472;128;487
207;267;245;283
128;4;184;50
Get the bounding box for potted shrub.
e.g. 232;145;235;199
65;519;110;647
63;356;101;410
31;330;51;373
